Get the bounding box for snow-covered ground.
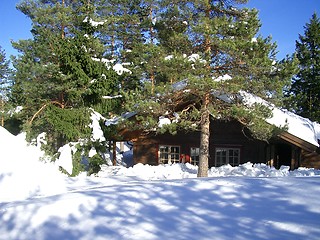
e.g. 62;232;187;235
1;126;320;240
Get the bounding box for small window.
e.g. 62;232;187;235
215;147;240;167
190;147;200;165
159;145;180;164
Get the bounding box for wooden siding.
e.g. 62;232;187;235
301;150;320;169
279;132;317;153
133;120;269;167
125;119;320;169
209;120;267;167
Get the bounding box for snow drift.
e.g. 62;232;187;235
1;126;320;240
1;126;320;203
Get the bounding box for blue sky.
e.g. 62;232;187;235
0;0;319;60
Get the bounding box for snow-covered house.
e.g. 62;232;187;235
106;107;320;170
105;89;320;170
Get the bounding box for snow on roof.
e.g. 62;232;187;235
102;79;320;147
105;111;137;126
239;91;320;147
158;116;171;127
171;80;320;147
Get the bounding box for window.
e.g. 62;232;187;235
159;145;180;164
215;147;240;167
190;147;200;165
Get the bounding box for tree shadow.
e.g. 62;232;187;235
1;177;320;240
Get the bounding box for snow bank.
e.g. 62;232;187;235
1;125;320;203
98;162;320;180
0;127;67;202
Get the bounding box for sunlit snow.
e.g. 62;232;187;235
1;125;320;240
240;91;320;146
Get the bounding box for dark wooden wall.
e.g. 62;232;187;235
133;119;268;167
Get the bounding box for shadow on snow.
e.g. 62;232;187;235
1;177;320;240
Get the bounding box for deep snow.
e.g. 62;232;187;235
1;126;320;240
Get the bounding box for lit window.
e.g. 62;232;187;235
159;145;180;164
190;147;200;165
215;147;240;167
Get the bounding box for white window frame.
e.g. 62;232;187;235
190;147;200;166
159;145;180;164
215;147;240;167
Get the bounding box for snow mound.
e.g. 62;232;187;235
0;127;67;202
97;162;320;180
1;125;320;203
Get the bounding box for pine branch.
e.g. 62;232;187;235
29;101;64;125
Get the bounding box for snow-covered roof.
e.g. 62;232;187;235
172;80;320;147
239;91;320;147
270;107;320;147
105;111;137;126
104;80;320;147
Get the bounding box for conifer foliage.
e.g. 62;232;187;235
121;0;296;177
9;0;297;177
0;46;11;127
288;13;320;123
11;0;121;174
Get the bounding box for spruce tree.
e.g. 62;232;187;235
95;0;144;91
122;0;296;177
0;46;10;127
11;0;120;162
288;13;320;122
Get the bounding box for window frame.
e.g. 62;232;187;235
158;145;181;164
214;147;241;167
190;147;200;166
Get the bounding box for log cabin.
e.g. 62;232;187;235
107;110;320;170
106;89;320;169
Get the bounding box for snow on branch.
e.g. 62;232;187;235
213;74;232;82
83;16;106;27
102;95;122;99
91;57;132;76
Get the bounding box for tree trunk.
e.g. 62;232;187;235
197;93;210;177
149;5;155;94
112;141;117;166
197;1;212;178
61;0;65;39
1;99;4;127
150;73;155;94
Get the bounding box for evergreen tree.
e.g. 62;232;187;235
11;0;120;168
122;0;296;177
288;13;320;122
0;46;10;127
96;0;145;91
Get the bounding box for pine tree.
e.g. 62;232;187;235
11;0;120;156
0;46;11;127
288;13;320;122
0;47;9;81
122;0;296;177
96;0;145;91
